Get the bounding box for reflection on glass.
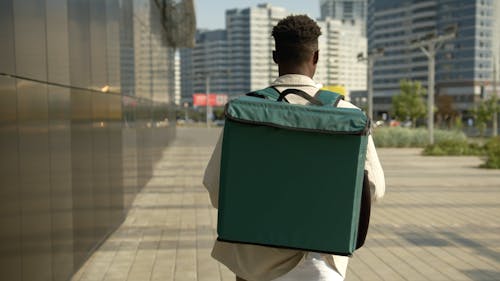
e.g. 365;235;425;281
0;0;189;280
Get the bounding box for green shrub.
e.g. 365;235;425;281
434;129;468;143
372;127;467;148
372;127;500;169
422;140;485;156
481;137;500;169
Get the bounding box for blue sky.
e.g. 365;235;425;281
195;1;320;30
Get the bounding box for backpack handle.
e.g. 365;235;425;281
277;89;324;106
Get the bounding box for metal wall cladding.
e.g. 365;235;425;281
48;86;74;281
13;0;48;81
0;76;22;281
0;1;16;73
0;0;179;280
106;0;121;91
18;81;52;281
46;0;70;85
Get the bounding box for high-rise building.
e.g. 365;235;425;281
368;0;500;117
226;4;288;95
174;52;181;105
180;29;228;101
320;0;367;34
181;3;368;101
180;4;288;100
316;19;367;98
179;47;193;103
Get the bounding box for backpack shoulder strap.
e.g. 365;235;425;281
315;89;344;107
247;87;344;106
246;87;280;100
356;170;372;249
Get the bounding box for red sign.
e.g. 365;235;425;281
193;94;228;107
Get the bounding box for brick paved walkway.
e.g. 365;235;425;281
71;127;500;281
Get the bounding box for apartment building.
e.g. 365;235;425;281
316;19;367;98
320;0;367;35
226;4;288;94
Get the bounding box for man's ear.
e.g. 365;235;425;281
273;50;278;64
313;50;319;65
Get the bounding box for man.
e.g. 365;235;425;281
203;15;385;281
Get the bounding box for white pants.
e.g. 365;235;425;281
272;253;344;281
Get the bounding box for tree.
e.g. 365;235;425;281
471;98;498;137
392;80;427;128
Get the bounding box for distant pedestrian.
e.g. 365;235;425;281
203;14;385;281
468;118;474;127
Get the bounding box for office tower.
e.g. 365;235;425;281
179;47;193;103
320;0;367;34
180;29;228;100
368;0;500;117
437;0;500;106
316;19;367;97
180;4;287;100
226;4;288;94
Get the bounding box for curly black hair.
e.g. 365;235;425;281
272;15;322;64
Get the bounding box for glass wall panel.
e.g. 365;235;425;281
70;89;94;268
137;99;153;188
134;0;153;100
0;0;190;280
68;0;91;89
0;5;19;278
89;0;108;89
108;94;124;222
13;0;47;81
106;0;121;91
46;0;70;85
0;0;16;74
122;96;138;210
120;0;135;97
47;86;73;281
0;76;22;281
17;80;52;281
91;92;111;240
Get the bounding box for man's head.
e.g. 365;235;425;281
272;15;322;77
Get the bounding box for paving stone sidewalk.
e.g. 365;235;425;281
71;127;500;281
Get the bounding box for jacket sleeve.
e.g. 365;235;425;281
364;134;386;202
203;132;223;208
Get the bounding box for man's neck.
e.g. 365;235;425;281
278;64;314;78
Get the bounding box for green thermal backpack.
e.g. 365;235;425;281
217;87;371;256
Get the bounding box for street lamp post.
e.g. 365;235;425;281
492;55;498;137
411;27;456;144
183;102;189;121
358;48;384;120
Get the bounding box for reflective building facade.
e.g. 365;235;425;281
368;0;500;115
0;0;195;280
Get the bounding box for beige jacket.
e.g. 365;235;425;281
203;74;386;281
